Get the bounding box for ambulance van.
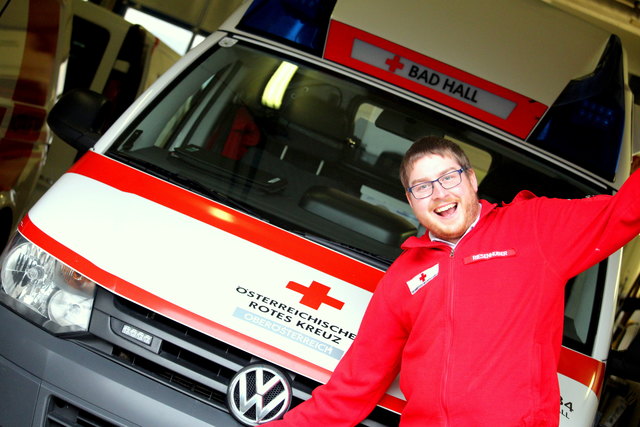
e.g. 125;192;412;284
0;0;637;425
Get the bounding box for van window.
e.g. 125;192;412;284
106;39;607;355
563;262;606;354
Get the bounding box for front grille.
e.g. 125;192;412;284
47;396;116;427
111;344;229;407
80;287;399;425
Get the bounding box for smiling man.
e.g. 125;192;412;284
267;136;640;426
402;139;480;244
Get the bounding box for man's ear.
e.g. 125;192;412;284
467;168;478;192
406;191;415;208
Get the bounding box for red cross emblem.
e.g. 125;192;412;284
286;281;345;310
419;273;427;282
385;55;405;73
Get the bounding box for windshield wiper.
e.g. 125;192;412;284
109;152;267;221
108;153;391;268
294;231;392;270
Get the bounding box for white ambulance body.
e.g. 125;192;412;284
0;0;635;425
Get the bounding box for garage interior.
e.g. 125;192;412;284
3;0;640;425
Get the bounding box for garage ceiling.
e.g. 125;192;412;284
117;0;245;34
544;0;640;76
119;0;640;76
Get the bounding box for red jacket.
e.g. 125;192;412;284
271;170;640;426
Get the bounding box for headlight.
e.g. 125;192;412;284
0;233;96;334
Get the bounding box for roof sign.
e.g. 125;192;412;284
351;39;516;120
324;20;548;139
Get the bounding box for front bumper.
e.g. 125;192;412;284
0;305;241;427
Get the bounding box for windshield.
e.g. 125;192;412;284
106;37;607;355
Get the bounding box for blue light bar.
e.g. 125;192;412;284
529;36;625;182
237;0;337;55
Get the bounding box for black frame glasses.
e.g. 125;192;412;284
407;167;468;199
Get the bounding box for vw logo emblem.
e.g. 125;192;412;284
227;364;292;425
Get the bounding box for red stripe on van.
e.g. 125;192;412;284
18;212;406;413
558;347;605;398
68;152;385;292
17;214;333;378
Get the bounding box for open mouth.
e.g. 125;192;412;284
435;202;457;217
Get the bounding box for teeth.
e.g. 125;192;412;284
435;203;456;213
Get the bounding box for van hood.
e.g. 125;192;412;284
25;152;406;401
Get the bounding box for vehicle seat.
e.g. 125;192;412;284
276;95;351;174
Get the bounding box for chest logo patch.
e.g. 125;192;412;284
407;264;439;295
464;249;517;264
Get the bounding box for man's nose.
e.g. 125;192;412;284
431;181;448;198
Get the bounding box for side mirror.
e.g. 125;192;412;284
47;89;110;154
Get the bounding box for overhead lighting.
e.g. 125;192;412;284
262;62;298;109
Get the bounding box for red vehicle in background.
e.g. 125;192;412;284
0;0;179;250
0;0;69;249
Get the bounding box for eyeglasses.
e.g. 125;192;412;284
407;167;468;199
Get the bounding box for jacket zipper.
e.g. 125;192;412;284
441;247;456;425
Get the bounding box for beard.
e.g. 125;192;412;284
423;193;480;243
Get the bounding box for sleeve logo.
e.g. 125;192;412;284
406;264;439;295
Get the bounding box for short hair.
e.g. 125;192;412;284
399;136;472;189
